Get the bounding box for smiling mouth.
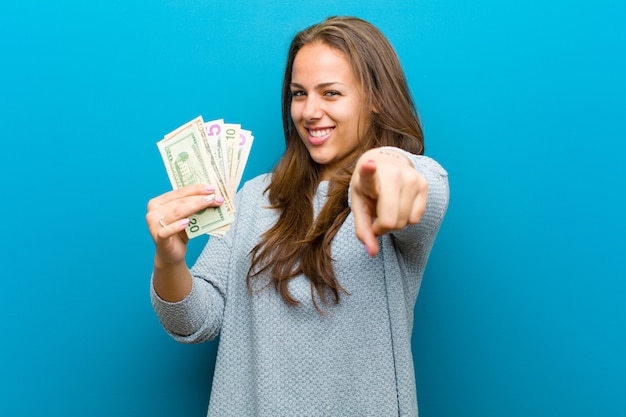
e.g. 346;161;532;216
308;127;334;138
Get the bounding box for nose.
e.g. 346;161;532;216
302;95;322;121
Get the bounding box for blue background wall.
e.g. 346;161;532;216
1;0;624;416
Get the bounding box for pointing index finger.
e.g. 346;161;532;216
357;159;379;199
352;159;381;256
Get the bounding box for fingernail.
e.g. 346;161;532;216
215;196;224;204
180;218;190;226
206;185;215;192
365;246;372;257
204;195;215;203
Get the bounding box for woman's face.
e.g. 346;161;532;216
290;42;371;181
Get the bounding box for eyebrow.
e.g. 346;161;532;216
290;82;343;89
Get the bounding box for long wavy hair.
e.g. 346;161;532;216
247;16;424;310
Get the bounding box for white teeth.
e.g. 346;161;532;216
309;128;333;138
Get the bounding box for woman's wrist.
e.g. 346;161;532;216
367;146;414;167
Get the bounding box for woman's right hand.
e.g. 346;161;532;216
146;184;225;267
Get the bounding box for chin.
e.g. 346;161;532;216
308;151;333;166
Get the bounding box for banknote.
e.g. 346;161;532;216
204;119;231;202
231;129;254;195
222;123;241;196
157;115;253;238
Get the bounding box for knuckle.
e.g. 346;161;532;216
376;213;396;231
147;197;158;211
405;171;422;190
411;206;426;223
170;206;184;220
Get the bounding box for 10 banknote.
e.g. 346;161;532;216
157;116;254;238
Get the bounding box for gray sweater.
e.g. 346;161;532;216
151;152;449;417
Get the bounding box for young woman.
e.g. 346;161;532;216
146;16;449;417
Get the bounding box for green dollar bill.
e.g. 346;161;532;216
157;117;233;238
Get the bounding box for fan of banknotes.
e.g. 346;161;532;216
157;116;254;239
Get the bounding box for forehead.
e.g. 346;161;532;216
291;43;355;82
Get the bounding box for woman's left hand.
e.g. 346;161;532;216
350;148;428;257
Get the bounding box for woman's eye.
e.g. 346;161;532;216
291;90;306;97
324;91;340;97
